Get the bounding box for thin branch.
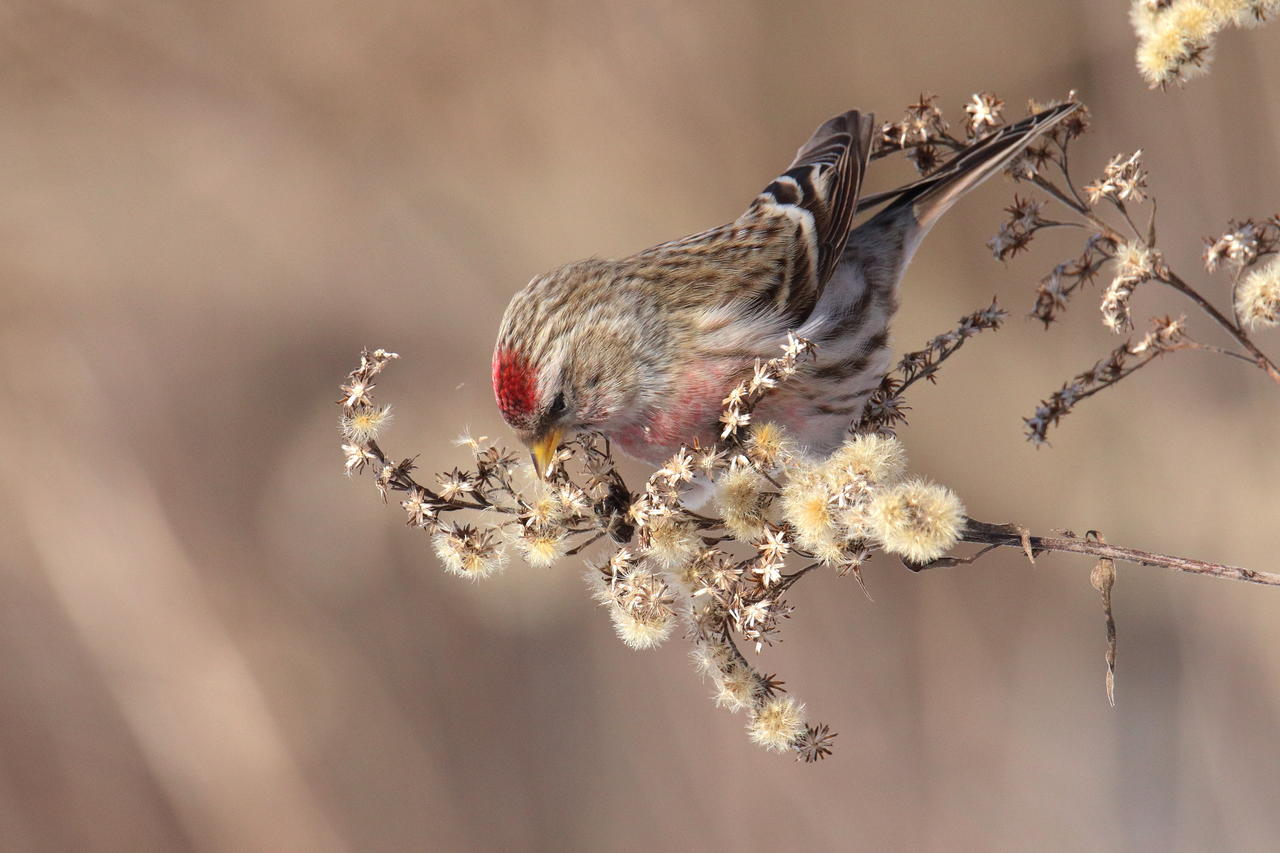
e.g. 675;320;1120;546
775;562;821;594
1112;200;1145;243
1159;269;1280;384
565;532;605;556
947;519;1280;587
1171;338;1258;366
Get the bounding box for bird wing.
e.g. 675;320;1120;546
631;110;874;327
740;110;876;322
764;110;877;286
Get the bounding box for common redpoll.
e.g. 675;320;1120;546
494;103;1079;473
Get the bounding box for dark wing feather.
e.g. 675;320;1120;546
750;110;876;292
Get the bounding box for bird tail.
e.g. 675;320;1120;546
857;101;1079;235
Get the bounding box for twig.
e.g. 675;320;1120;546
947;519;1280;587
1159;269;1280;384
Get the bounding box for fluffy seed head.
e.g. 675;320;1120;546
1235;0;1280;27
1115;242;1154;279
610;602;675;650
780;466;839;555
747;695;807;752
341;405;392;442
644;516;701;570
715;665;763;713
596;565;678;650
523;482;566;528
1199;0;1246;24
807;538;848;566
869;478;966;564
826;433;908;487
1171;0;1217;39
1130;0;1160;38
837;500;876;541
746;422;794;469
715;467;769;540
1132;1;1217;86
690;641;732;678
1237;257;1280;329
432;525;507;579
515;528;566;569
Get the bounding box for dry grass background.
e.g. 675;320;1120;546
1;1;1278;851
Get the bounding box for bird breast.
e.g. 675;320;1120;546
611;360;736;465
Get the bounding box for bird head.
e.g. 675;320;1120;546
491;344;572;477
492;264;664;476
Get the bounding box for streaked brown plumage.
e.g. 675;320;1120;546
493;103;1080;473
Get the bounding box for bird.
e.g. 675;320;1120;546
493;102;1079;476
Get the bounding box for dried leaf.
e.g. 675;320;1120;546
1087;531;1117;707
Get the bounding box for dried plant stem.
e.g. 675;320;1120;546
1028;173;1280;385
950;519;1280;587
1160;269;1280;383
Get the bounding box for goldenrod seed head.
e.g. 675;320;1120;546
598;566;678;650
1236;0;1280;27
781;467;837;553
715;665;762;713
340;405;392;442
869;478;966;564
432;526;506;579
746;421;794;469
523;482;566;528
675;556;705;592
515;529;565;569
1114;242;1154;279
1129;0;1161;38
1135;23;1193;86
645;515;701;570
1171;0;1218;37
610;602;675;650
836;499;875;541
715;467;769;540
587;569;621;607
808;538;848;566
690;642;731;678
1199;0;1249;23
827;433;908;488
747;695;807;752
1237;257;1280;330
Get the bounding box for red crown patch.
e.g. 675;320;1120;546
492;347;537;427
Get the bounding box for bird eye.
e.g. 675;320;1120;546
549;392;567;416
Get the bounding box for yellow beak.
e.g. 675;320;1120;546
530;428;564;479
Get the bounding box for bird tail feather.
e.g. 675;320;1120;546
858;101;1079;232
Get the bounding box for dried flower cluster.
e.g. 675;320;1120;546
1024;315;1189;445
862;299;1008;434
878;94;1280;442
1130;0;1279;88
338;338;972;761
335;90;1280;763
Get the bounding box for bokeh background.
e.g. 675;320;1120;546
1;1;1278;851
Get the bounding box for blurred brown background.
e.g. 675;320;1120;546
1;1;1278;851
